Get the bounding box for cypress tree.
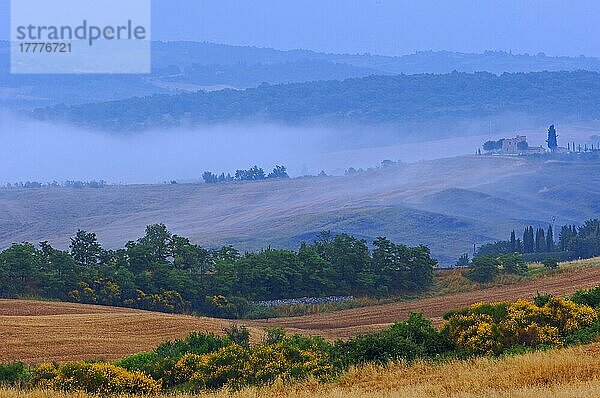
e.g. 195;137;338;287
546;225;555;252
535;228;546;253
523;226;535;253
510;230;517;252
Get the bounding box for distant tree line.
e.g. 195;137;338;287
1;180;107;189
33;70;600;130
203;165;289;184
475;219;600;259
0;225;436;318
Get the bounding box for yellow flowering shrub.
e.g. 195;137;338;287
30;363;59;390
443;298;597;355
31;362;160;395
176;345;249;389
173;341;334;390
445;312;504;355
544;297;598;332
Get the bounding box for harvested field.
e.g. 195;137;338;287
2;259;600;363
0;301;267;363
255;261;600;338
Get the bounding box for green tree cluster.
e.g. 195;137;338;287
0;225;436;317
474;219;600;262
203;165;289;184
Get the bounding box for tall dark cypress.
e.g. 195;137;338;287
535;228;546;253
523;226;535;253
510;230;517;252
546;225;555;252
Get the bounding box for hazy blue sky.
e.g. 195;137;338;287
1;0;599;56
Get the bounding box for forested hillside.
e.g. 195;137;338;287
32;71;600;130
5;40;600;110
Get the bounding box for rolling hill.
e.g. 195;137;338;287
6;40;600;110
1;155;599;264
30;71;600;130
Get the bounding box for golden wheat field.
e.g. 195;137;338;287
2;258;600;364
2;342;600;398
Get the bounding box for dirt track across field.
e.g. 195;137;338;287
2;263;600;363
252;265;600;338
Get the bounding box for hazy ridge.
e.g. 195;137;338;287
2;155;599;264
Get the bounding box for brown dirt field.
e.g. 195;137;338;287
0;301;267;363
250;264;600;338
2;262;600;363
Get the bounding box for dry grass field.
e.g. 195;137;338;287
2;258;600;364
3;342;600;398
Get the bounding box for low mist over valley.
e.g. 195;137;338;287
2;154;600;264
6;3;600;397
3;42;600;265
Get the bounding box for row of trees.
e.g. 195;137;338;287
36;70;600;130
202;165;289;184
519;225;555;253
475;219;600;259
2;180;107;189
0;225;436;317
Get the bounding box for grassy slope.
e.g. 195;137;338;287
2;258;599;363
3;342;600;397
2;155;600;263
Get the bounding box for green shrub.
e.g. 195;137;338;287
467;256;500;283
564;318;600;345
543;256;559;269
176;344;249;389
335;313;453;366
571;286;600;309
174;340;334;390
241;305;278;319
130;331;230;386
155;332;229;358
0;362;30;386
224;325;250;347
499;253;528;275
114;352;158;375
534;292;554;307
264;327;286;345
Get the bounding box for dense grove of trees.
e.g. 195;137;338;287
203;165;289;184
0;226;436;317
475;219;600;259
33;71;600;130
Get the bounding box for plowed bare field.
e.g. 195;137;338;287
254;264;600;338
0;302;267;363
2;260;600;363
